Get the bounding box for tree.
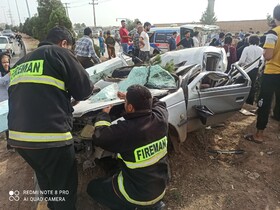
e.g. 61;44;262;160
47;8;72;32
22;16;38;36
200;8;217;25
200;0;217;25
25;0;73;41
126;18;141;31
266;13;274;27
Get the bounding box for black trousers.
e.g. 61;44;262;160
246;68;258;105
256;74;280;130
16;145;78;210
139;51;150;63
87;176;135;210
77;56;95;69
273;89;280;120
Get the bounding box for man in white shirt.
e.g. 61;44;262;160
193;31;200;47
238;35;263;105
139;22;151;63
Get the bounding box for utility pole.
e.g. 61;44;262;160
89;0;98;27
25;0;31;19
63;3;70;18
7;0;14;26
15;0;22;24
1;7;8;24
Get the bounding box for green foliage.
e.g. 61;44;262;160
22;16;38;36
200;7;217;25
94;44;100;57
21;0;73;41
73;23;87;38
150;55;175;73
151;54;162;65
47;8;72;32
163;59;175;73
126;18;141;31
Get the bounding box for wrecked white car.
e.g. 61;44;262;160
0;46;262;168
71;47;263;167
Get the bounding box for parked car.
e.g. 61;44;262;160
0;36;15;57
2;29;15;39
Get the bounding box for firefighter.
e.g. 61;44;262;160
8;26;93;210
87;84;169;210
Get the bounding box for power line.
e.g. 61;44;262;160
15;0;22;24
7;0;14;26
69;3;89;8
1;7;7;24
25;0;31;18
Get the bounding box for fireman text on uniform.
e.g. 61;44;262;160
134;137;167;162
10;60;44;81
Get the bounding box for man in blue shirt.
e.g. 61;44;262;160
75;27;100;68
168;31;177;51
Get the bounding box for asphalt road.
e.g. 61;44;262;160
10;39;25;67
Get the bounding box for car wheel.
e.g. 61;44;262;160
167;125;181;153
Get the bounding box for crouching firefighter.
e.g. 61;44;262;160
87;84;169;210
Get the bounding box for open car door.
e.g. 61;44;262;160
186;64;251;132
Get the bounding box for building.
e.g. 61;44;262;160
154;19;270;34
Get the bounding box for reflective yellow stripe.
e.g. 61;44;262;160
9;75;65;91
9;130;72;142
94;120;111;127
10;60;44;81
118;149;167;169
117;136;168;169
117;171;165;205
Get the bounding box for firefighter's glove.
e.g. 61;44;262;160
80;124;95;140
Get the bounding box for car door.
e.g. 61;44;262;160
186;64;251;132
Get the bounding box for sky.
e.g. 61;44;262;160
0;0;279;27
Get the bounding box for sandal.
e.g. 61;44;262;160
244;134;263;144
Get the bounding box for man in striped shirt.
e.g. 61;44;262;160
75;27;100;68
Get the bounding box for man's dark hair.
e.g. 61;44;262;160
173;31;177;35
249;35;260;45
224;36;232;45
273;5;280;21
106;30;111;35
184;30;190;35
193;31;199;37
45;26;74;45
136;21;142;25
144;22;151;28
121;20;126;23
126;85;152;111
219;32;225;39
84;27;92;36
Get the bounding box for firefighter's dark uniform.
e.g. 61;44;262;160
8;41;93;210
87;98;169;210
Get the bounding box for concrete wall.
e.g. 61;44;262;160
154;19;270;34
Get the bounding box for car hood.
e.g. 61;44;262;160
159;46;227;71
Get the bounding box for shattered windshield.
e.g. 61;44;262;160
90;65;176;102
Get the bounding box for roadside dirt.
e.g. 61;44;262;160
0;36;279;210
1;104;279;210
